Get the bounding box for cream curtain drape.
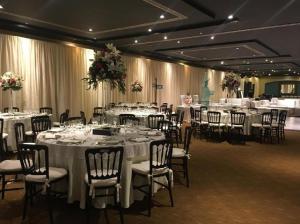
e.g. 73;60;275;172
0;34;229;120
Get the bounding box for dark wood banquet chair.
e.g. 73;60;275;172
91;112;105;124
31;115;52;141
94;106;105;114
18;143;68;224
119;114;136;125
40;107;53;114
159;104;168;114
251;112;272;143
168;113;180;146
193;109;208;137
80;111;87;125
150;106;159;112
66;116;85;125
171;126;193;187
175;109;185;142
0;118;8;153
53;111;68;127
132;140;174;217
3;107;19;113
207;111;226;140
158;119;173;140
227;112;246;144
151;102;157;106
14;122;30;146
0;119;23;199
271;110;288;143
271;109;279;123
85;147;124;224
148;114;164;129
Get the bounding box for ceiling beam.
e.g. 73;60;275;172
180;0;216;18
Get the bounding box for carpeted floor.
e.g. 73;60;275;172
1;131;300;224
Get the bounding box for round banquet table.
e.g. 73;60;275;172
202;110;261;135
105;108;162;126
37;124;165;209
0;112;51;151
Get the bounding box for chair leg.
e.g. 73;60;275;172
184;158;190;188
1;174;5;199
22;182;29;220
148;177;153;217
114;188;124;224
3;139;8;153
46;188;54;224
166;174;174;207
85;186;90;224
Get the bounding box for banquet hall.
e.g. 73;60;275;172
0;1;300;224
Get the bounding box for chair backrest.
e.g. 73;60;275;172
230;112;246;126
149;140;172;175
85;147;123;184
151;102;158;106
31;115;51;137
278;110;288;126
92;112;105;124
271;109;279;122
261;112;272;125
157;120;172;139
119;114;136;125
14;122;26;147
160;104;168;114
80;111;87;125
40;107;52;114
130;106;138;110
94;107;104;114
0;119;6;161
183;127;193;154
108;103;115;109
190;107;195;120
148;114;164;129
66;116;84;125
207;111;221;124
194;109;202;122
59;112;68;124
168;113;179;125
151;106;159;112
18;143;49;178
200;106;208;113
4;107;19;113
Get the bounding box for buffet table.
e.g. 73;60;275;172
37;124;165;209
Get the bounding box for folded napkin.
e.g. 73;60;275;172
56;139;83;144
97;139;120;145
44;133;58;139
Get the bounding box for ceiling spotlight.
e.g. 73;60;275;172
160;14;165;19
210;36;215;40
288;69;291;72
199;32;203;35
227;14;234;20
268;73;271;76
180;51;184;54
88;28;93;32
220;61;224;65
293;71;296;74
236;47;239;50
270;60;273;63
164;35;168;40
148;28;152;32
177;40;181;44
265;59;269;62
134;39;138;43
0;5;3;9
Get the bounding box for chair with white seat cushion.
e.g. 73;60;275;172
227;112;246;144
0;120;24;199
26;115;51;142
171;126;193;187
207;111;225;140
132;140;174;217
251;112;272;143
18;143;68;224
85;147;124;224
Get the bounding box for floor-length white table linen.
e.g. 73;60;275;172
37;125;164;209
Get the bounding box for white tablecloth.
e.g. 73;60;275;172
0;112;50;151
105;108;162;126
37;125;165;209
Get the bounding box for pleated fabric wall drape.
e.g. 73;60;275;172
0;34;230;121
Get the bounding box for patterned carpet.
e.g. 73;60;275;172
1;130;300;224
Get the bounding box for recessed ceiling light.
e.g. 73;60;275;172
288;69;291;72
265;59;269;62
270;60;273;63
210;36;215;40
236;47;239;50
199;32;203;35
220;61;224;65
164;35;168;40
25;22;29;25
177;40;181;44
148;28;152;32
227;14;234;20
134;39;138;43
293;71;296;74
160;14;165;19
0;5;3;9
268;73;271;76
88;28;93;32
180;51;184;54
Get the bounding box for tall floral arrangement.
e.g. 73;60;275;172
221;73;240;93
0;72;23;91
131;80;143;92
83;43;126;94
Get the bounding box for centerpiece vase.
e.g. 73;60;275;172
9;89;14;113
